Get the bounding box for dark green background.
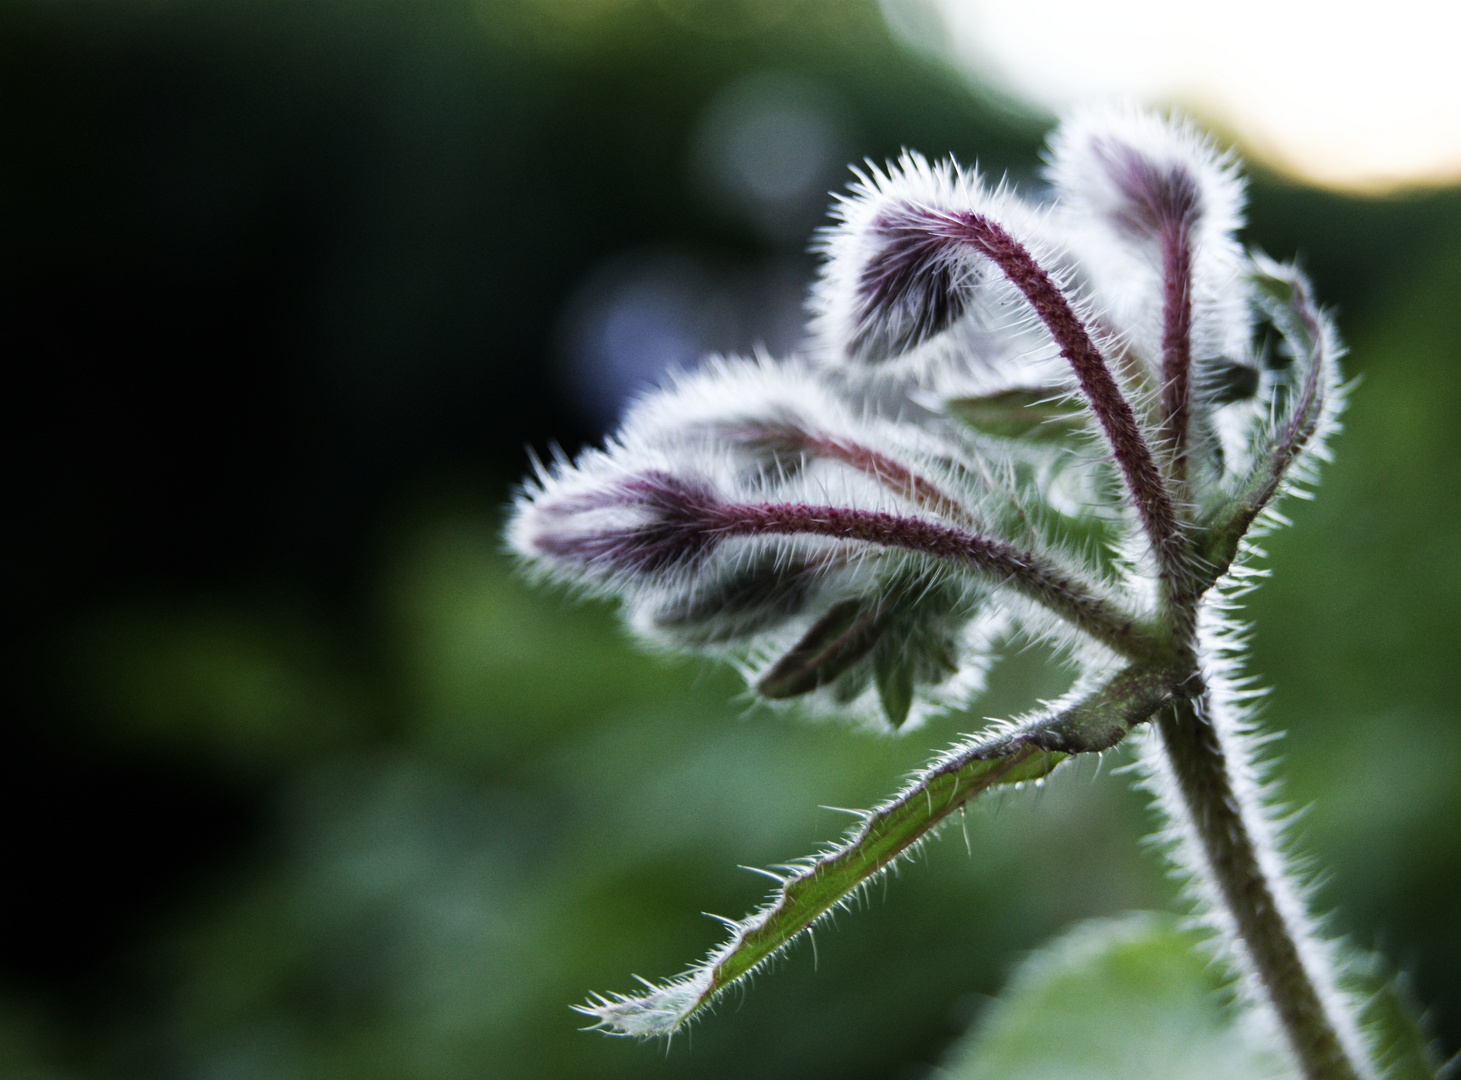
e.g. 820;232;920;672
4;1;1458;1076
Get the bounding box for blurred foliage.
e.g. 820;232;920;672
938;913;1298;1080
47;521;1165;1079
939;914;1441;1080
3;0;1460;1077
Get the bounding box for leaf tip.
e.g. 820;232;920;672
574;971;712;1038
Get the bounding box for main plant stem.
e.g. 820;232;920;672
1156;694;1363;1080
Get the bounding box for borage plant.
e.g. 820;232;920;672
510;107;1414;1080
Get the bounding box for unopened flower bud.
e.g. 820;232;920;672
510;455;724;588
809;151;1067;386
1046;104;1251;377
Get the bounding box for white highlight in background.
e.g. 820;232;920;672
889;0;1461;191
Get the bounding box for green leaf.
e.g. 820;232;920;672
1250;261;1297;307
575;663;1179;1038
757;598;883;698
1348;955;1445;1080
946;388;1087;443
577;739;1067;1038
939;912;1297;1080
942;913;1445;1080
757;575;969;713
1250;257;1318;364
873;646;915;729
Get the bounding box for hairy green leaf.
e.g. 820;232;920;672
946;388;1087;443
576;666;1178;1037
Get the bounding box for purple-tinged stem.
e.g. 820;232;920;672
1093;142;1201;491
1160;220;1194;488
941;213;1182;568
716;422;976;528
706;500;1160;661
805;435;976;527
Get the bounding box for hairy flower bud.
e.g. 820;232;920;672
1046;105;1244;249
1045;105;1253;410
808;152;1070;392
511;458;723;584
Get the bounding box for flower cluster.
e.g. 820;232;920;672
511;104;1326;733
507;105;1370;1078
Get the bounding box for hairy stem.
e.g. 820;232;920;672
802;433;979;528
708;422;978;529
1201;263;1329;582
1160;219;1194;492
944;213;1183;571
1155;695;1365;1080
707;501;1164;661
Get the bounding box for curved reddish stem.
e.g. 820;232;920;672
1160;220;1194;487
941;213;1183;570
706;500;1160;661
